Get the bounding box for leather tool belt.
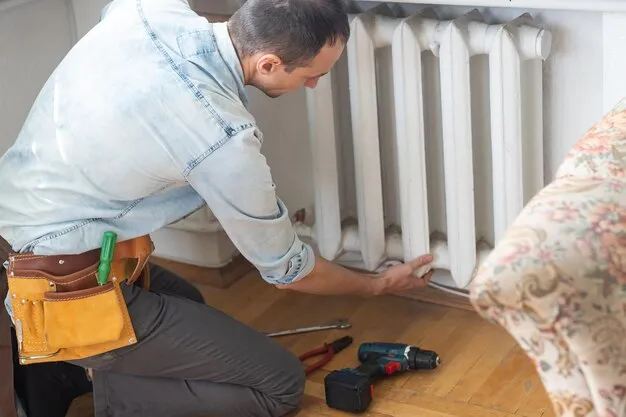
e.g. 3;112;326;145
4;235;154;366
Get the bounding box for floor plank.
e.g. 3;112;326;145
67;270;555;417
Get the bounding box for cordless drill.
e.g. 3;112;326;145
324;342;440;413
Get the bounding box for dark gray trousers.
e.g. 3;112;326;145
71;264;305;417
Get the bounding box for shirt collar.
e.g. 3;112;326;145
213;21;249;108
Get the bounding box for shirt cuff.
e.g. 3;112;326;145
258;240;316;285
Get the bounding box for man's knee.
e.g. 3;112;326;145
267;352;306;417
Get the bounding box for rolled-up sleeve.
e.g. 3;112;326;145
184;126;315;285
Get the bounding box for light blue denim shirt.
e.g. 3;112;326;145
0;0;315;291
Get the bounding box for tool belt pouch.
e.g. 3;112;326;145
6;235;153;365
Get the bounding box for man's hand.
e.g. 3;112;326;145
274;254;434;297
371;254;434;295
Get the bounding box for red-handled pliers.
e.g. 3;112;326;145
299;335;353;375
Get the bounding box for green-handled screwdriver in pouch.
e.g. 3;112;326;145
97;231;117;285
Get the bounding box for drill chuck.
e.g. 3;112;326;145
407;347;440;370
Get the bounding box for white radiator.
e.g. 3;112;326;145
298;6;552;291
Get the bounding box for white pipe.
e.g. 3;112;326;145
373;259;471;298
372;14;400;47
489;24;523;242
431;16;478;287
391;13;437;265
487;16;552;242
305;73;343;260
294;223;492;277
347;12;387;271
353;0;626;13
429;281;470;298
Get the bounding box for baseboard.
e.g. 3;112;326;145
150;254;254;289
392;287;475;312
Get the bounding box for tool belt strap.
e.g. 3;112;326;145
7;235;154;287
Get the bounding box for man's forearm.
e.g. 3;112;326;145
275;256;384;296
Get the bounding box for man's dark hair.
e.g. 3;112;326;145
228;0;350;71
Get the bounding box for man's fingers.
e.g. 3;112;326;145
409;254;434;269
422;270;434;284
412;270;433;288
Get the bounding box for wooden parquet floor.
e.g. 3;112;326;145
67;270;555;417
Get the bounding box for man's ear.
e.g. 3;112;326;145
256;53;283;75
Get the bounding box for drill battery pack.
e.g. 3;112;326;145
324;369;374;413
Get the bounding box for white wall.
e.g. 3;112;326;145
0;0;71;155
0;0;110;156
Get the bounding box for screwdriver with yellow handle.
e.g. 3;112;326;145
97;231;117;286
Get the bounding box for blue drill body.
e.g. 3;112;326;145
359;342;411;357
358;342;412;365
